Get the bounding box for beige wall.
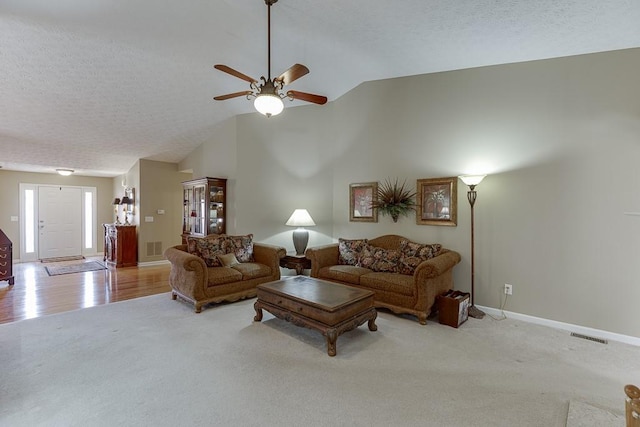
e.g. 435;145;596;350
181;48;640;338
137;159;187;263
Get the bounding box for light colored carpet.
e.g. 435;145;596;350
44;261;106;276
566;400;623;426
0;293;635;426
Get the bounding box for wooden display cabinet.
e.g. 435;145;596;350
181;177;227;244
103;224;138;268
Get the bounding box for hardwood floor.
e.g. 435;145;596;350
0;257;171;325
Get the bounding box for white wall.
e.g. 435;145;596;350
180;48;640;338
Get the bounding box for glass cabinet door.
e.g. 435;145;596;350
193;185;206;235
209;184;225;234
183;189;191;233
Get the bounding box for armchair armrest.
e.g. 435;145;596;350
305;244;339;278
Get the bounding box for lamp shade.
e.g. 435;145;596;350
459;175;486;187
254;94;284;117
285;209;316;227
112;198;121;205
120;196;132;205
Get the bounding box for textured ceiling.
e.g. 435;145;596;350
1;0;639;177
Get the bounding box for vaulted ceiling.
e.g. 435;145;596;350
1;0;639;177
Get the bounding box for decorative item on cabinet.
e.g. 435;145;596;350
0;228;14;286
103;224;137;268
181;177;227;244
120;187;135;225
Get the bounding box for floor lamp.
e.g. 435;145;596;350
460;175;487;319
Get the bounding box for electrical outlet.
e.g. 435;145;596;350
504;284;513;295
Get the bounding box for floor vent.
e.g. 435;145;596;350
146;242;163;256
570;332;608;344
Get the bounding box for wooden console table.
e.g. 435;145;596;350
103;224;137;268
279;253;311;275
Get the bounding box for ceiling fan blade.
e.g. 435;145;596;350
276;64;309;86
214;65;258;84
214;91;253;101
286;90;327;105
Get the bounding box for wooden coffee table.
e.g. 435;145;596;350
254;276;377;356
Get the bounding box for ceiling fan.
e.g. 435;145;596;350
213;0;327;118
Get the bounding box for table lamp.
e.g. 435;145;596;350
285;209;316;255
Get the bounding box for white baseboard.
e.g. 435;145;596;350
478;305;640;347
138;260;170;267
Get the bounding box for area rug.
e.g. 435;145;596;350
44;261;106;276
40;255;85;263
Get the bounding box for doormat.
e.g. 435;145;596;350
45;261;107;276
40;255;85;263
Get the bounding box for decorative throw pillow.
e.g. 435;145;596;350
224;234;254;262
187;235;226;267
338;238;369;266
398;239;442;275
217;253;240;267
358;244;401;273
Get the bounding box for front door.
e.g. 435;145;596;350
38;186;82;259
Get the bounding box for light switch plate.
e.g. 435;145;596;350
144;216;154;222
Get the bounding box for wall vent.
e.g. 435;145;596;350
570;332;608;345
146;241;163;256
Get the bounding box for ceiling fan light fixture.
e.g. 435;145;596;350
254;93;284;117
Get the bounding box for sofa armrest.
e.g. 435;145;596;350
413;250;461;280
253;243;287;274
164;246;208;300
305;244;339;278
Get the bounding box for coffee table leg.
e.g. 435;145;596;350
326;329;338;357
368;310;378;331
253;301;263;322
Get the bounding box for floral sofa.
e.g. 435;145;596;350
305;234;461;324
164;234;286;313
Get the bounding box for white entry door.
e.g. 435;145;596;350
38;186;82;259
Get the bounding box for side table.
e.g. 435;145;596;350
279;253;311;275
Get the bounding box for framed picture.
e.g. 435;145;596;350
416;177;457;226
349;182;378;222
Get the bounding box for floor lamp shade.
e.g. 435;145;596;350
285;209;316;255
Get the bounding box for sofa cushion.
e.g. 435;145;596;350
338;238;368;266
224;234;254;262
231;262;271;280
318;265;371;285
187;235;226;267
360;272;415;296
206;266;243;286
359;244;401;273
397;240;442;275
